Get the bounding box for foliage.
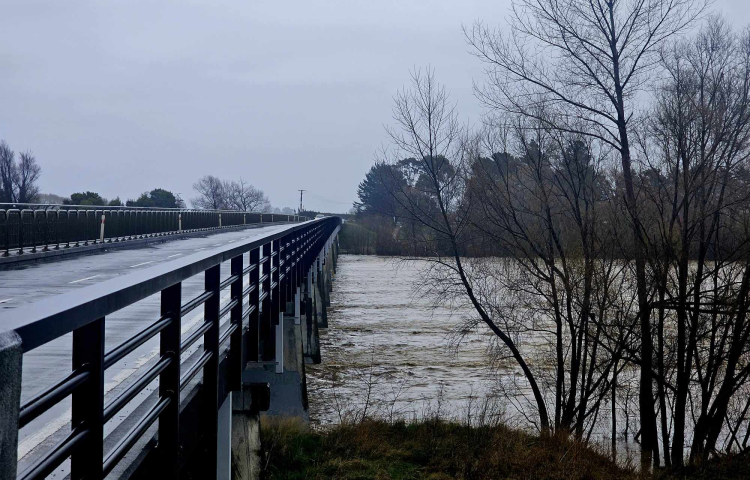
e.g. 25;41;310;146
65;191;106;206
126;188;183;208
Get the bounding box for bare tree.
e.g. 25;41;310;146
0;142;42;203
465;0;707;468
0;141;18;203
16;151;41;203
223;178;271;212
192;175;227;210
379;68;553;431
638;17;750;465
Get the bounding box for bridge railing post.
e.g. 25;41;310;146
230;254;244;390
0;330;22;479
71;317;105;479
248;248;260;362
272;238;282;373
259;243;273;362
203;264;221;478
159;282;182;477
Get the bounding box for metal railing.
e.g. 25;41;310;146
0;204;309;256
0;216;341;479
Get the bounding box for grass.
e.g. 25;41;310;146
260;419;639;480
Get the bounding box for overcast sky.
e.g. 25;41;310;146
1;1;748;212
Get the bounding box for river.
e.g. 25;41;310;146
306;254;644;462
308;255;514;426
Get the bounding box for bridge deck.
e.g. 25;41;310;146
0;224;289;472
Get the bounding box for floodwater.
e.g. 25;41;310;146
306;254;642;463
307;255;507;426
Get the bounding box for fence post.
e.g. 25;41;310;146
159;283;182;477
248;248;260;362
230;254;243;390
179;213;182;233
0;330;22;479
99;213;106;243
204;265;221;478
260;243;273;363
71;317;105;479
272;239;282;373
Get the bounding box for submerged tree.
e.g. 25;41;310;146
465;0;708;468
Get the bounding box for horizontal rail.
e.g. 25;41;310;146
242;283;257;297
104;316;172;369
18;426;89;480
18;368;90;429
103;356;172;423
218;298;239;320
180;320;214;354
102;396;171;477
220;323;239;346
219;273;241;290
180;291;215;319
180;350;213;391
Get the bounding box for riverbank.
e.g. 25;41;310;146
260;420;635;479
259;420;749;479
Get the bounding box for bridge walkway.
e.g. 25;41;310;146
0;223;290;474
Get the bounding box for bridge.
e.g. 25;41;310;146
0;204;341;480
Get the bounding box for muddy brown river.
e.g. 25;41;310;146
307;255;509;425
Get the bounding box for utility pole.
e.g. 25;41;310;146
298;190;306;213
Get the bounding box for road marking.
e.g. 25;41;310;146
213;243;222;246
68;275;101;284
227;239;236;243
195;247;206;251
0;298;12;304
166;253;182;258
130;261;153;268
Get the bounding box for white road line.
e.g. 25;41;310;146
213;243;222;246
68;275;101;284
227;240;236;243
195;247;206;251
130;261;153;268
167;253;183;258
0;298;12;304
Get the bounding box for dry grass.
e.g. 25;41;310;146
260;419;639;480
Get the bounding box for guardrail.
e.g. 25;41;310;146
0;216;341;479
0;204;308;256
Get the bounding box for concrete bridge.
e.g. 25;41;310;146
0;205;341;480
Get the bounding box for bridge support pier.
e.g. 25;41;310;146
230;226;340;478
231;382;269;480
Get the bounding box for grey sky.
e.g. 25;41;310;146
1;0;747;212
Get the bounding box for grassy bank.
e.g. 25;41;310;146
260;419;637;480
260;420;750;480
